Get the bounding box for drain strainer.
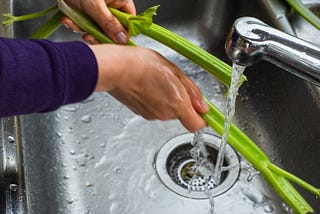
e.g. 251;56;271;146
155;132;240;199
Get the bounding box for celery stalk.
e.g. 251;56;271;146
285;0;320;30
2;5;58;26
203;97;318;214
30;11;63;39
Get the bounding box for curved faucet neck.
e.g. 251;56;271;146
225;17;320;87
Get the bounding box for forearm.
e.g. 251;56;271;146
0;37;98;117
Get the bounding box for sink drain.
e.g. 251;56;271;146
155;132;240;199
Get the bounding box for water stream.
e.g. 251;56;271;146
190;63;246;214
213;63;246;185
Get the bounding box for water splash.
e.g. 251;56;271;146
188;64;245;213
189;130;213;177
189;130;216;213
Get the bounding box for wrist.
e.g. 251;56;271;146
89;44;126;92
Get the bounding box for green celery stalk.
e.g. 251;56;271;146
30;11;63;39
284;0;320;30
203;97;319;213
2;5;58;26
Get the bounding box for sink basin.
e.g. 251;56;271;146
1;0;320;213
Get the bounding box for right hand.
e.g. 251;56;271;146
63;0;136;44
89;44;209;132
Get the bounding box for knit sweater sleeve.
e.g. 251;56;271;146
0;37;98;117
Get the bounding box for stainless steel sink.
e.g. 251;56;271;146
1;0;320;213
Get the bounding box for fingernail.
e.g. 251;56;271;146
200;99;209;111
85;39;94;45
62;23;80;33
62;23;70;29
115;32;128;44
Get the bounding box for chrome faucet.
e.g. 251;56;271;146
225;17;320;86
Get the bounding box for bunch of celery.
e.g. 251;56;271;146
2;1;320;213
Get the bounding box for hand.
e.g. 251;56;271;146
63;0;136;44
90;44;209;132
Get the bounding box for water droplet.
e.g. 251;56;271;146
81;96;95;104
85;182;94;187
8;136;15;143
247;170;260;182
81;115;91;123
264;204;274;213
9;184;18;191
69;149;76;155
82;135;89;140
66;198;74;204
65;106;78;112
275;14;284;21
281;202;293;213
114;167;121;174
6;156;14;162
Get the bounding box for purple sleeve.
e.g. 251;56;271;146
0;37;98;117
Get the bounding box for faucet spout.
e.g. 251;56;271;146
225;17;320;86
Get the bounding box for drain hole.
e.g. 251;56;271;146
167;143;228;191
155;133;240;199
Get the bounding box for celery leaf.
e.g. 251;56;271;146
128;5;160;36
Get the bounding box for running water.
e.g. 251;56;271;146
213;63;246;185
189;63;245;214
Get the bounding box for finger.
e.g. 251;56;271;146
182;76;209;114
60;16;84;33
109;0;136;15
171;66;209;114
83;33;100;44
84;2;129;44
177;104;207;132
168;79;207;132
